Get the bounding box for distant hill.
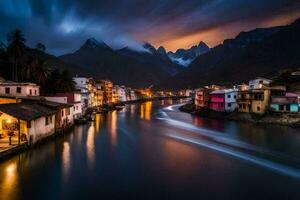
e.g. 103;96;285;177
59;38;181;87
167;41;210;66
160;18;300;89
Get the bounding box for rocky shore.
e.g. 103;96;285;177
179;103;300;127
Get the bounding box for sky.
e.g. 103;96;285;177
0;0;299;55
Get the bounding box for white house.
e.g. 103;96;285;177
0;82;40;97
0;103;56;145
130;89;137;101
73;77;89;89
224;89;238;112
249;77;272;89
113;85;127;102
45;92;83;119
73;76;96;108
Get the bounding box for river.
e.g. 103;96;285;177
0;99;300;200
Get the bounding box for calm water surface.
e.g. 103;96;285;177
1;99;300;200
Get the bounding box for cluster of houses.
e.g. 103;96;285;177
0;76;191;148
0;78;131;146
195;77;300;114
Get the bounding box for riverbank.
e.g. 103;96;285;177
179;103;300;127
84;96;188;120
0;97;188;160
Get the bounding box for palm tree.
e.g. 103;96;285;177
57;70;75;92
32;58;52;85
7;29;26;82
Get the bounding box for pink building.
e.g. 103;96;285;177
210;92;225;111
210;89;238;112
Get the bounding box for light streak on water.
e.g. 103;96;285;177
157;104;300;180
166;133;300;180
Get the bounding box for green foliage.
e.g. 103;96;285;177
6;29;26;81
43;69;75;94
1;28;75;95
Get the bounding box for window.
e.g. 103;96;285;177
228;103;231;107
61;110;64;117
239;104;242;109
227;95;231;98
279;105;284;111
29;89;32;95
35;90;37;95
16;87;21;93
45;116;52;125
66;108;70;116
243;104;246;109
257;106;261;111
234;95;237;99
5;87;10;94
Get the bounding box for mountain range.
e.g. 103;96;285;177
167;41;210;66
58;38;182;87
2;17;299;89
160;17;300;89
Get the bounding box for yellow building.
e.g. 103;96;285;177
237;85;285;114
0;103;56;145
98;80;113;104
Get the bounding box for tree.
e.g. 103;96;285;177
32;58;52;85
36;43;46;52
43;69;75;94
7;29;26;82
57;69;75;92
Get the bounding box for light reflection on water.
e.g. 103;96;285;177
0;100;299;200
62;142;71;182
140;101;152;120
87;124;95;169
108;111;117;146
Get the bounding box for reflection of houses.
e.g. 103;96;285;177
0;103;56;145
210;89;238;112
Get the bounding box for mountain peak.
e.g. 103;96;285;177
157;46;167;55
143;42;156;54
84;38;110;49
198;41;208;47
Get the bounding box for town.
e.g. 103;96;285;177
194;73;300;114
0;76;193;156
1;67;299;156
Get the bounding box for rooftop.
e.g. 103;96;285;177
0;81;39;87
0;103;56;121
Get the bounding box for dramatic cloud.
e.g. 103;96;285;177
0;0;299;55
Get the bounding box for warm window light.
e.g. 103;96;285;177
6;119;12;124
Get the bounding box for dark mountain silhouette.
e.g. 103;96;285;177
160;18;300;89
168;41;210;66
59;39;180;87
1;38;181;88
